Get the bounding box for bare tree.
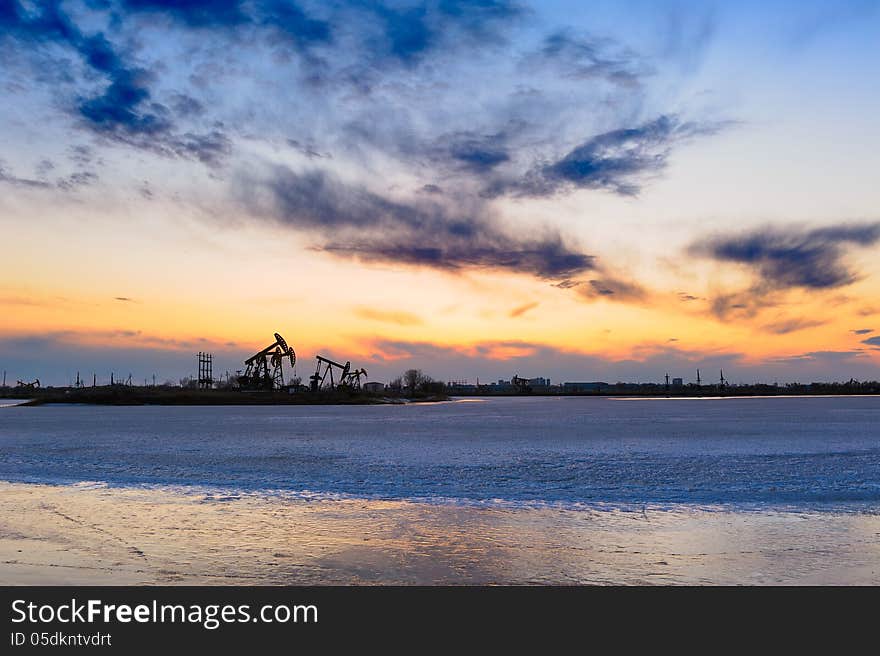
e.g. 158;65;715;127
403;369;425;395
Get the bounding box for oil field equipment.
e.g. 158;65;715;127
511;375;532;393
310;355;368;392
197;352;213;390
16;379;40;390
238;332;296;390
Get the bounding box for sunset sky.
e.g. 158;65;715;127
2;0;879;386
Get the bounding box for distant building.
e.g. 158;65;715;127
527;377;551;387
363;382;385;394
447;382;478;394
562;382;608;392
672;377;683;386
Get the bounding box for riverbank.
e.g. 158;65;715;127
1;481;878;585
6;387;448;406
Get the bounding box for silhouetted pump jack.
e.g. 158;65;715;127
238;333;296;390
310;355;367;392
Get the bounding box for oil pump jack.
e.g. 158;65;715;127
310;355;367;392
511;375;532;393
238;332;296;390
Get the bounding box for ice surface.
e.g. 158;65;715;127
1;396;878;507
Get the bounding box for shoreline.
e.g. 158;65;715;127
3;388;880;407
2;388;449;407
2;480;878;585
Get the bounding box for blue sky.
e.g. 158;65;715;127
1;0;879;385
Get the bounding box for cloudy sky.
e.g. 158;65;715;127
2;0;879;386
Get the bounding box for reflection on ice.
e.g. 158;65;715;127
1;482;878;585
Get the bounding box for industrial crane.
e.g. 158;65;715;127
238;332;296;390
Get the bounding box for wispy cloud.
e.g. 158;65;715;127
691;223;880;319
1;1;231;167
354;306;423;326
509;301;538;318
524;28;647;87
692;223;880;291
762;318;826;335
237;165;595;279
577;277;648;303
488;116;723;198
0;163;51;189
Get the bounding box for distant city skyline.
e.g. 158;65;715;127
2;1;879;385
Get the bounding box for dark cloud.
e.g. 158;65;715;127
36;159;56;176
489;115;720;198
366;3;432;62
68;145;99;167
26;149;99;191
114;297;135;302
768;350;867;365
0;160;95;191
705;291;757;320
526;29;646;87
0;162;52;189
117;1;516;62
118;0;251;28
862;336;880;348
762;318;826;335
0;1;532;171
578;277;647;303
692;223;880;291
286;139;330;159
851;328;873;335
435;0;525;31
55;171;99;190
1;1;230;167
169;93;205;117
353;0;524;64
238;164;595;278
447;132;510;173
258;0;332;47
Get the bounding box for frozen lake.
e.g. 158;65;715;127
1;396;879;507
3;396;880;584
